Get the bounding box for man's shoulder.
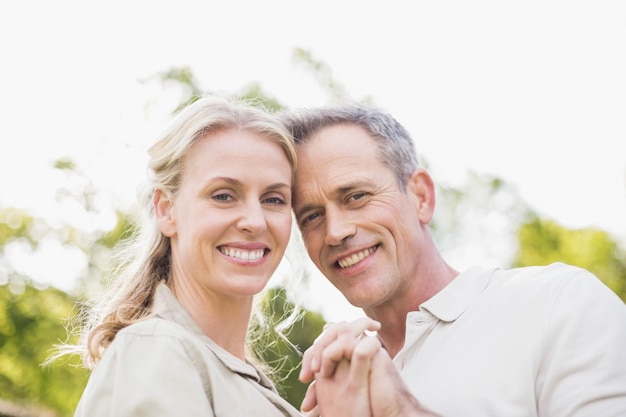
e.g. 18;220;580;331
493;262;593;287
459;262;590;295
489;262;622;308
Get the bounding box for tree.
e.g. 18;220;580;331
0;284;88;416
514;217;626;301
0;162;136;416
432;171;532;267
151;67;286;114
256;287;326;407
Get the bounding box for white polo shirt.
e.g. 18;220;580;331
394;263;626;417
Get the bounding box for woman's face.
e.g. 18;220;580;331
156;128;293;299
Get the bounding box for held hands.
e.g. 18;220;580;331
299;318;439;417
300;318;381;384
300;318;381;417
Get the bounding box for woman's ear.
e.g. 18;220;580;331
406;168;436;224
154;189;177;237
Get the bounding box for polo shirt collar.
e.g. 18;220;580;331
418;266;495;322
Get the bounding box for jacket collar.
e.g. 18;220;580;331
151;282;273;388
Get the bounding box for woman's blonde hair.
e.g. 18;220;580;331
66;95;297;369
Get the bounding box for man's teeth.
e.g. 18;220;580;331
338;247;376;268
220;248;265;261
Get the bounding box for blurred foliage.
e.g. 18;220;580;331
0;209;35;248
0;162;137;416
155;67;285;113
257;287;326;406
237;82;285;113
0;284;88;416
432;171;533;266
514;217;626;301
156;67;204;113
52;158;76;171
293;48;351;101
292;48;375;104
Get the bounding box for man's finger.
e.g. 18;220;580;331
300;318;380;381
349;335;382;382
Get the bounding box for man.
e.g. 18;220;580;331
281;103;626;417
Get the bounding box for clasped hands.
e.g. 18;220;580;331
299;318;436;417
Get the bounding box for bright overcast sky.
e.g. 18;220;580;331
1;0;625;320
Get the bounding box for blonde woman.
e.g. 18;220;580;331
70;95;302;416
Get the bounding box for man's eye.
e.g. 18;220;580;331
348;192;367;202
300;212;321;227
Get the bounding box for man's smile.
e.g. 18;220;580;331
337;245;378;268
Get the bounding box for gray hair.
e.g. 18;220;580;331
280;102;419;188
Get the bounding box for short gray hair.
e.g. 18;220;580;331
280;103;419;188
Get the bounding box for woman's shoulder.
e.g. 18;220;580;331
114;315;201;348
96;315;212;375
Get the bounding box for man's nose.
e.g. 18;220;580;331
324;206;356;246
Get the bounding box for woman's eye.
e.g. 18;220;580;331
212;193;234;202
264;196;286;205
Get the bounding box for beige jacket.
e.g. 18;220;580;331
75;283;302;416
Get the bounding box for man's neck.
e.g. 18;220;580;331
365;262;459;358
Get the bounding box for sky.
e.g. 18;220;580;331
1;0;625;321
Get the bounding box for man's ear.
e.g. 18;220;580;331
406;168;436;224
154;189;177;237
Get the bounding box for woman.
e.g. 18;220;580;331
69;95;301;416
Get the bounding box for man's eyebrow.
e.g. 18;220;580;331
335;180;372;195
294;181;372;219
294;203;318;221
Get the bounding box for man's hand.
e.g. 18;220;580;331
300;317;381;383
301;328;382;416
299;317;440;417
368;348;440;417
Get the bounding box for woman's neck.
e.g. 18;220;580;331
169;277;253;360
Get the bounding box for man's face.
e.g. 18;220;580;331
293;124;424;310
